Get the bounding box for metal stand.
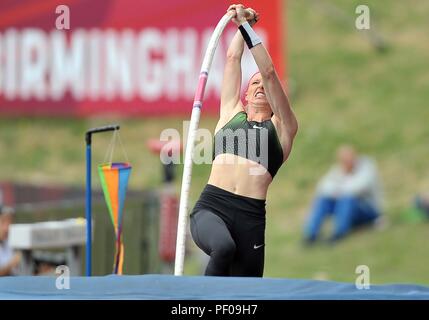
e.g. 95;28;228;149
85;124;120;276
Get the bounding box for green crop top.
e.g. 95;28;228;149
213;111;284;178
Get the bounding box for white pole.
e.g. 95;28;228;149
174;13;233;276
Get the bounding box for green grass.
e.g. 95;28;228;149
1;0;429;284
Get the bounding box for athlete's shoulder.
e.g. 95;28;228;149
215;105;247;133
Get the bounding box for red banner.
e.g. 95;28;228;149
0;0;284;117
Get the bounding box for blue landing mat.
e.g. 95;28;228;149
1;275;428;300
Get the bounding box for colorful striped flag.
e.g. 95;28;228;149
98;162;131;274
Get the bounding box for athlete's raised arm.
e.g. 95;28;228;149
220;6;259;120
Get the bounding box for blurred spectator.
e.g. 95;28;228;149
414;194;429;219
304;145;383;243
0;206;21;276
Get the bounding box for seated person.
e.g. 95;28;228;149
0;206;21;276
304;145;383;243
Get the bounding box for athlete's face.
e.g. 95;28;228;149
245;73;272;113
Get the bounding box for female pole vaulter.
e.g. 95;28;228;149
190;4;298;277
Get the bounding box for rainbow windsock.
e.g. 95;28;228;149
98;162;131;275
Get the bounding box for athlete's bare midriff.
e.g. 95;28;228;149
207;154;272;200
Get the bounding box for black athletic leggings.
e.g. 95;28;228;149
190;184;266;277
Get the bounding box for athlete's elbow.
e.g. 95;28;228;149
226;50;243;62
291;121;299;138
287;117;299;139
260;64;276;80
